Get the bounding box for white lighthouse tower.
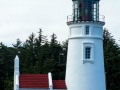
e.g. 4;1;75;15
65;0;106;90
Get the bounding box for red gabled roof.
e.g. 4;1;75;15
19;74;67;89
53;80;67;89
19;74;49;88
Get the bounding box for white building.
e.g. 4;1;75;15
65;0;106;90
14;56;67;90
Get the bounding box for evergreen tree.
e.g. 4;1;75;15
34;29;47;73
0;43;5;90
103;28;120;90
0;43;15;90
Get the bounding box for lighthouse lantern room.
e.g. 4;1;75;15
67;0;105;22
66;0;106;90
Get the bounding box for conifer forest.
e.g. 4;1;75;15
0;29;120;90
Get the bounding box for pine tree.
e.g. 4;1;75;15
103;28;120;90
0;43;15;90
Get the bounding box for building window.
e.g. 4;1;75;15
85;47;91;59
83;43;94;64
85;26;90;35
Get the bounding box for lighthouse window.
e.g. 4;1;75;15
85;26;90;35
85;47;91;59
83;43;94;64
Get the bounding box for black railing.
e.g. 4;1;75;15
67;15;105;24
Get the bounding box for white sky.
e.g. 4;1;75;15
0;0;120;46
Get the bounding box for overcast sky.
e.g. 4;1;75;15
0;0;120;46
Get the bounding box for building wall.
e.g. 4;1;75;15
66;22;106;90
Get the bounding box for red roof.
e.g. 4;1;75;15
53;80;67;89
19;74;49;88
19;74;67;89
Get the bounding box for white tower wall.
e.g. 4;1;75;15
66;22;106;90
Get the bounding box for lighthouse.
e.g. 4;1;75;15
65;0;106;90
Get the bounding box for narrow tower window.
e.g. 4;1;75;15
85;47;91;59
85;26;90;35
83;43;94;64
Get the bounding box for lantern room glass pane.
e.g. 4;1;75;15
72;0;100;21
